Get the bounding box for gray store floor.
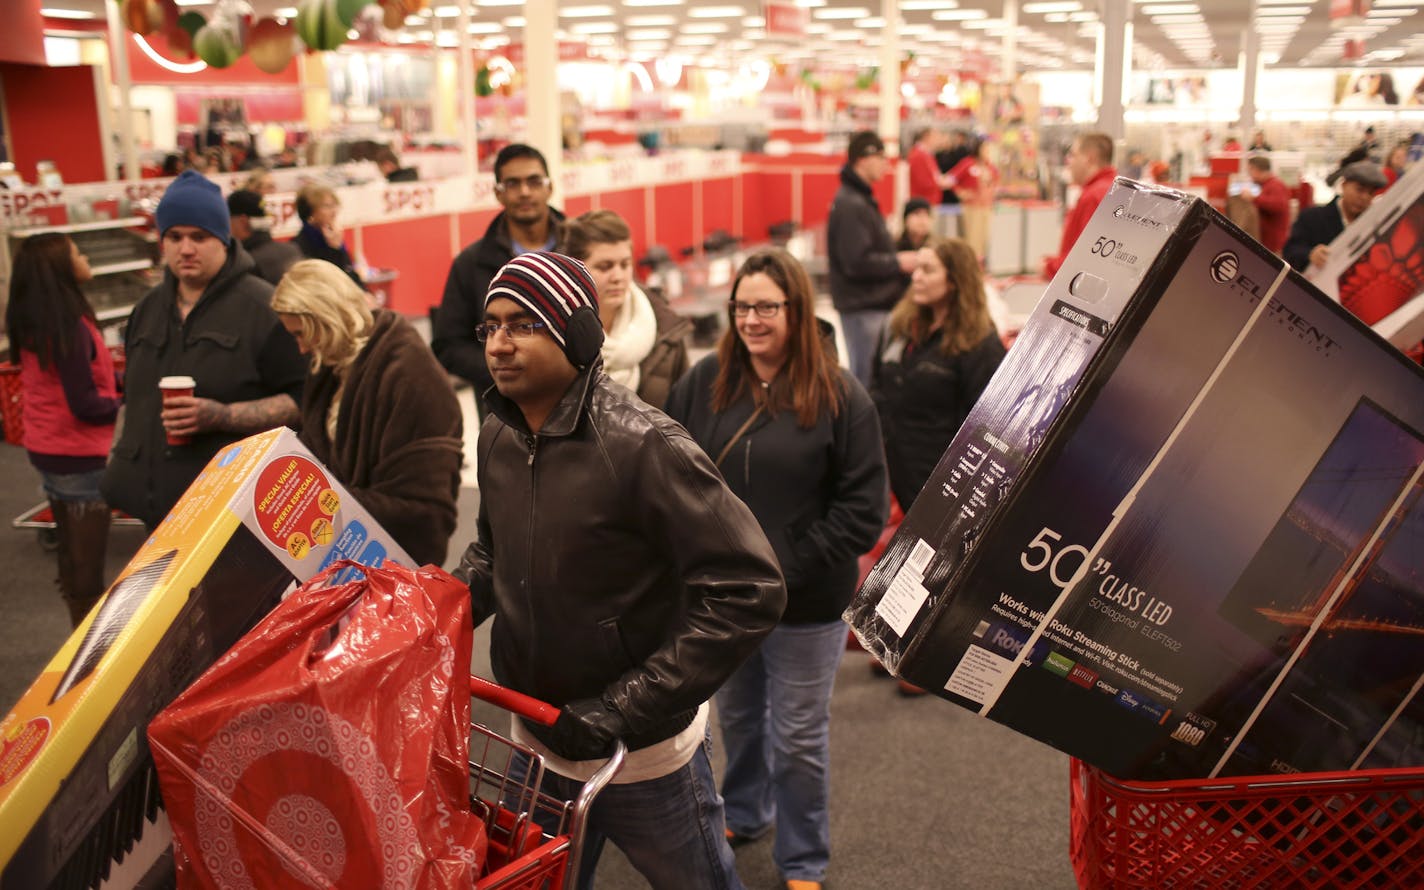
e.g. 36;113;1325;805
0;412;1076;889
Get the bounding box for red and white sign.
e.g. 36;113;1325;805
1330;0;1370;24
764;1;808;37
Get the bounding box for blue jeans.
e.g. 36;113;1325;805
838;309;889;388
519;736;743;890
717;620;847;883
39;467;106;503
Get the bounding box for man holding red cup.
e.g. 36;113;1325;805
102;171;307;529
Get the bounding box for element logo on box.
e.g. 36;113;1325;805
1210;250;1240;284
1111;204;1168;230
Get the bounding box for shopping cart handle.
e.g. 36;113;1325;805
469;675;562;726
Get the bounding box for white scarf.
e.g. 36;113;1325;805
601;282;658;393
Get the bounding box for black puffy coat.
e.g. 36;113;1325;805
871;326;1005;510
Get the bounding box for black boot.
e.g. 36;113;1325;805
51;498;111;628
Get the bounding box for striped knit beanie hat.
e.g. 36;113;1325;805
485;252;602;363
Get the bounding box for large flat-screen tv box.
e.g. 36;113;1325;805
0;427;413;889
846;179;1424;782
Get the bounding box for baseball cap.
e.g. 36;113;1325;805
226;189;267;218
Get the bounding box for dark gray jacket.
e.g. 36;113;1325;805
827;165;908;314
457;362;785;753
102;245;306;527
241;230;302;287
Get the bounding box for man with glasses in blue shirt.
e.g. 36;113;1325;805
457;252;785;890
433;143;565;414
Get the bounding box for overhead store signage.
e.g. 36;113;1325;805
1330;0;1370;24
764;1;809;37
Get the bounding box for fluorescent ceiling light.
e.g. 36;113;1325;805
795;0;826;6
1139;4;1198;13
932;8;988;19
627;14;675;24
743;15;765;25
467;21;502;32
275;6;298;15
1152;14;1204;22
627;28;672;38
1022;0;1081;11
561;5;615;16
814;7;871;18
962;17;1005;28
1253;4;1311;12
433;4;459;15
674;34;718;43
478;0;524;6
1044;12;1070;20
901;0;958;9
570;21;618;32
40;7;98;18
502;15;525;26
688;6;744;17
682;21;728;31
405;14;424;25
1365;16;1404;23
1368;6;1415;13
858;16;887;26
1067;10;1097;19
621;0;683;6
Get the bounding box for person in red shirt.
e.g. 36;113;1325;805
947;138;1000;261
907;127;947;206
1248;156;1292;254
1044;132;1117;278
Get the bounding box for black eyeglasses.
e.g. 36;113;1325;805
729;301;789;318
474;320;547;341
494;174;551;194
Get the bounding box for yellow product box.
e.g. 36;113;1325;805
0;427;412;889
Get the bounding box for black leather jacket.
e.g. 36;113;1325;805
456;362;785;752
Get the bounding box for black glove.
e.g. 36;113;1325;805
546;696;627;761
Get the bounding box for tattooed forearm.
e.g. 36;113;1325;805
219;394;300;434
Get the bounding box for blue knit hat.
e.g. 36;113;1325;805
156;170;231;244
486;252;601;361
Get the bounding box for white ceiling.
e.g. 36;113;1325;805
41;0;1424;73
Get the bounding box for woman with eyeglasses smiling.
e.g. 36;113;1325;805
271;260;463;567
665;249;888;890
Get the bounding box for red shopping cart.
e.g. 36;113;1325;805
1069;758;1424;889
469;676;626;890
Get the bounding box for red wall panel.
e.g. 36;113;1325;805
457;210;498;247
702;177;736;243
800;169;842;229
562;194;594;219
358;215;454;315
2;0;46;66
652;181;695;259
1;64;106;183
596;187;647;258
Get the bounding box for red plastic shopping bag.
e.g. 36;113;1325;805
148;561;484;889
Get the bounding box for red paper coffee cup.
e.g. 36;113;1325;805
159;375;196;446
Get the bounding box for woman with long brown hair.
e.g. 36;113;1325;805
5;233;121;626
665;248;887;890
872;236;1006;512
